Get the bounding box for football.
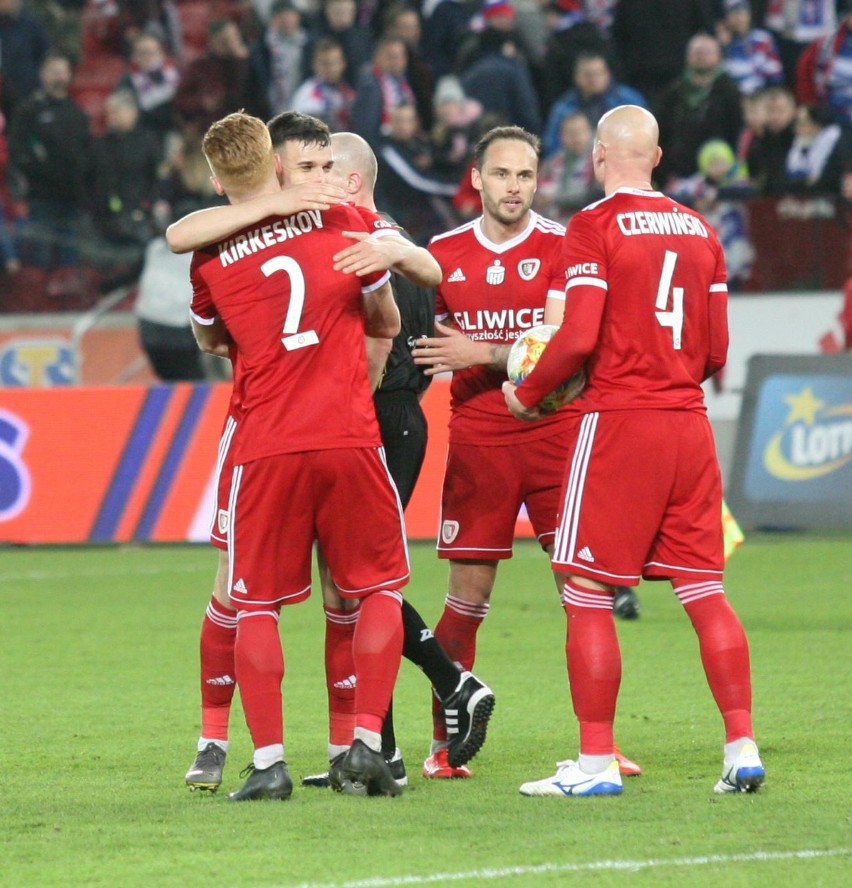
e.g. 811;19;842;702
506;324;585;411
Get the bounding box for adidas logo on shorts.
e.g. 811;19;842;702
577;546;595;562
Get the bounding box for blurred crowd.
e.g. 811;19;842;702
0;0;850;330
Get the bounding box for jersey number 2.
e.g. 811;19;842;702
655;250;683;350
261;255;319;351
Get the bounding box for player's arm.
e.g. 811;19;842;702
365;335;393;391
544;292;566;326
166;182;347;253
505;286;603;420
190;314;232;358
702;283;729;382
411;318;509;375
333;231;441;287
362;279;400;339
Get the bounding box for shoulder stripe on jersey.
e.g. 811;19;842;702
566;276;607;291
534;217;567;236
429;218;479;245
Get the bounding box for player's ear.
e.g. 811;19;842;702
471;165;482;193
210;175;226;197
274;152;283;184
653;145;662;169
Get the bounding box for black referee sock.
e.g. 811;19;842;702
401;598;462;702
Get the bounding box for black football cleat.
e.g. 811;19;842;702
227;761;293;801
444;671;495;768
185;742;226;792
337;740;403;797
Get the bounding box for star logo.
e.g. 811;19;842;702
783;387;824;426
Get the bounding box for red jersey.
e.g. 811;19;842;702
190;203;390;464
518;188;729;414
428;211;572;445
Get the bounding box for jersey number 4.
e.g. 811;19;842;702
655;250;683;350
262;255;319;351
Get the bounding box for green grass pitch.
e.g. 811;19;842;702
2;533;850;887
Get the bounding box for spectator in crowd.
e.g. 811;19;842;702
737;87;769;166
612;0;717;107
785;101;851;193
667;138;757;290
764;0;837;87
249;0;308;117
7;52;90;271
156;130;225;220
0;110;21;277
538;0;612;116
377;103;459;243
541;49;646;158
89;90;162;263
306;0;373;88
655;33;744;186
460;21;542;134
430;74;483;181
291;37;357;131
30;0;85;62
0;0;51;120
421;0;477;81
718;0;784;96
535;109;602;223
118;29;181;149
117;0;183;60
351;35;418;148
745;84;798;193
383;1;434;131
134;232;207;382
174;18;266;136
795;0;852;126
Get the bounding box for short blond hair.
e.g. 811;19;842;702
202;111;274;192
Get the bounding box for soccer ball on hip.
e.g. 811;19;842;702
506;324;585;412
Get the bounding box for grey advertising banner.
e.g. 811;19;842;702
727;354;852;530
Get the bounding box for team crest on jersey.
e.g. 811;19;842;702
517;258;541;281
485;260;505;285
441;520;460;544
217;509;229;535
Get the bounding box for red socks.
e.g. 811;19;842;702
562;581;620;755
324;604;359;747
199;596;237;741
233;611;284;750
677;583;754;742
353;591;403;735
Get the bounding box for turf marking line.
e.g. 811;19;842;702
282;848;852;888
0;563;210;582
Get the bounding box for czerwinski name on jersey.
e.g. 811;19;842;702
616;208;709;238
218;209;324;267
453;306;546;340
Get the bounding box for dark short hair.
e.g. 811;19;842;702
267;111;331;149
473;125;541;170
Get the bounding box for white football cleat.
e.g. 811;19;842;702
714;741;765;793
520;759;623;797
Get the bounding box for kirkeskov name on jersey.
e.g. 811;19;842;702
218;210;325;267
616;209;709;238
452;307;546;337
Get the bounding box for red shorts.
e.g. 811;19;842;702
209;415;237;550
437;427;574;559
551;410;724;585
228;447;410;611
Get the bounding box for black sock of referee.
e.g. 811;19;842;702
381;699;396;758
401;598;462;702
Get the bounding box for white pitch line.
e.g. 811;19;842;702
280;849;852;888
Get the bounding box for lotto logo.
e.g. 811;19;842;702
0;410;32;522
